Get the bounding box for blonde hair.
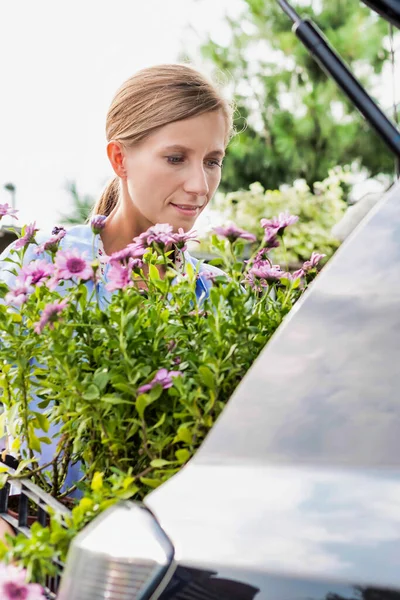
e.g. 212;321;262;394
92;64;233;217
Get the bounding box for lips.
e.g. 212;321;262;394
170;203;203;215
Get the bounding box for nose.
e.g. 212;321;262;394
183;164;209;198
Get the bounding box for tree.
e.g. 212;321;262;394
60;181;94;225
195;0;395;191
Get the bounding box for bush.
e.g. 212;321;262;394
198;167;351;267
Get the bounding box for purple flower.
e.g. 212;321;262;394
290;269;305;280
213;223;257;243
108;242;146;264
5;283;31;306
34;299;68;334
52;225;66;235
0;564;45;599
90;214;108;234
248;264;286;286
302;252;326;272
35;228;66;255
252;248;273;268
105;260;134;292
137;368;181;395
263;227;280;249
261;212;299;236
135;223;175;249
18;260;54;287
54;249;94;281
0;203;18;220
172;228;198;251
14;222;39;250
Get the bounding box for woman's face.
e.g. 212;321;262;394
115;110;227;233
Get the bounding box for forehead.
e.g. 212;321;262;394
147;110;227;154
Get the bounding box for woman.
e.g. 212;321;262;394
1;63;233;300
0;64;233;533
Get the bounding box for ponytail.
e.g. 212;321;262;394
92;177;120;217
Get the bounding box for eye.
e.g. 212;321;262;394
167;156;184;164
205;159;223;169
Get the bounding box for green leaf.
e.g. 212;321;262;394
150;459;171;468
140;477;162;489
101;395;132;405
82;384;100;401
175;449;191;464
198;366;215;389
0;473;9;489
91;472;104;492
93;370;110;391
135;394;148;419
33;411;50;433
29;432;41;453
175;425;192;445
148;264;160;281
148;413;166;432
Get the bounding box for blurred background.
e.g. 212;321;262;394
0;0;399;266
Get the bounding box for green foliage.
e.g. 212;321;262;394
197;0;394;191
200;167;349;266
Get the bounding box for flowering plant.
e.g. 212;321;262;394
199;167;351;266
0;203;324;587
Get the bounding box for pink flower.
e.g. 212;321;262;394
213;223;257;243
247;264;286;287
138;368;181;395
108;242;146;264
289;269;305;280
105;260;134;292
14;222;39;250
90;214;107;234
34;299;68;334
261;212;299;237
261;211;299;233
5;284;31;306
0;564;45;599
135;223;175;249
35;228;66;255
263;227;280;249
252;248;272;268
18;260;54;287
302;252;326;272
172;228;199;251
0;203;18;220
54;249;93;281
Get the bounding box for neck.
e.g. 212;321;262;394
100;191;151;256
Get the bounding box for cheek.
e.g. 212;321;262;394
208;170;222;195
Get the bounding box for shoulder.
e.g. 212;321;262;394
59;224;93;252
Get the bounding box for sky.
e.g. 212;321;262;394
0;0;398;233
0;0;243;231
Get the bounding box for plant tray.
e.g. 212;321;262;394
0;465;72;599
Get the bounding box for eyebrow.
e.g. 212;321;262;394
162;145;225;158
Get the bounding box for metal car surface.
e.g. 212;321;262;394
145;180;400;599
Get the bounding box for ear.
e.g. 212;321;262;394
107;141;126;178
